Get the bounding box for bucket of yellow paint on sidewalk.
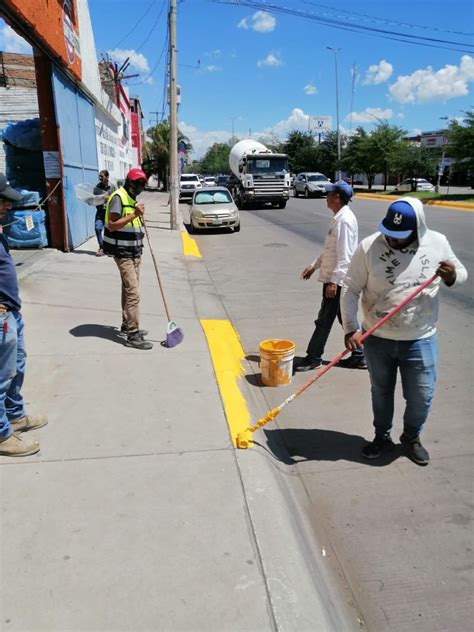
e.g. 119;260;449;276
259;339;296;387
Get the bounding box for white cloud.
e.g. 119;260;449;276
411;128;422;136
107;48;150;73
238;10;276;32
346;107;393;123
397;112;405;119
364;59;393;85
389;55;474;104
179;121;235;159
304;83;317;95
257;52;283;68
205;65;222;73
205;49;222;59
0;24;32;54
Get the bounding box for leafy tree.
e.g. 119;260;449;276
445;110;474;175
318;130;343;180
142;123;192;190
199;142;232;174
283;131;315;173
341;127;378;189
390;143;439;189
370;122;406;190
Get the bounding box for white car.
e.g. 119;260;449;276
395;178;435;192
294;172;331;198
179;174;202;199
189;187;240;233
203;176;217;187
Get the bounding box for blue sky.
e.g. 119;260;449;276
1;0;473;158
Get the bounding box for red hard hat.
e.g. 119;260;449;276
127;168;147;182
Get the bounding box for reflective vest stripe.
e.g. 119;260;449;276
103;187;144;257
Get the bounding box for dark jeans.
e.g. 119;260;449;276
364;334;437;439
306;284;364;361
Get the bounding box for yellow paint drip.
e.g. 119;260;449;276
181;231;202;257
200;320;251;447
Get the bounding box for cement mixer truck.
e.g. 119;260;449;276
228;140;291;209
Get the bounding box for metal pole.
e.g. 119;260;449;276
169;0;179;230
327;47;341;180
435;148;445;194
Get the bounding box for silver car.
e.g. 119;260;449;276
294;172;331;198
189;187;240;233
395;178;435;192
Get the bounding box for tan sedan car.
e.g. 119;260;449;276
189;187;240;233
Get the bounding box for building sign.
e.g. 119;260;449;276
63;0;81;65
420;131;446;147
313;116;332;131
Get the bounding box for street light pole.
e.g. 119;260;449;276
327;46;341;180
168;0;179;230
231;116;238;144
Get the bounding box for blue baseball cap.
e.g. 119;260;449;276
379;200;417;239
324;180;353;199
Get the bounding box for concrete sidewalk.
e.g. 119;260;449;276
1;192;358;631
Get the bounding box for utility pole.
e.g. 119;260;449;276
168;0;178;230
349;63;357;136
327;47;341;180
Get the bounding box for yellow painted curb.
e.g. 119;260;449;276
181;231;202;257
200;320;251;447
355;192;474;211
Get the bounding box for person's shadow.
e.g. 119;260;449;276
69;324;125;345
263;427;402;467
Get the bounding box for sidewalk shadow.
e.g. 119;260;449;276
69;250;98;257
264;427;402;467
69;324;125;345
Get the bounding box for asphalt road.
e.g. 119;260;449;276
183;195;474;631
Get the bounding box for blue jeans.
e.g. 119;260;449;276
95;218;104;249
307;284;364;362
364;334;437;440
0;311;26;439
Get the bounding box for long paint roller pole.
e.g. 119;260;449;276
236;273;439;449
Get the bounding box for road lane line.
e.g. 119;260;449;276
181;231;202;257
200;320;251;447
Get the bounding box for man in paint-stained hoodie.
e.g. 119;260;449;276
341;197;467;466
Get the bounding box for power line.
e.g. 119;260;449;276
135;0;167;53
210;1;473;52
302;1;474;37
112;0;157;49
126;26;169;85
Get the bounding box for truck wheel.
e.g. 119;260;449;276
294;187;298;197
278;201;287;209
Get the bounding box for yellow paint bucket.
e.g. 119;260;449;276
259;339;296;387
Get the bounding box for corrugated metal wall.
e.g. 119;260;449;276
51;66;98;248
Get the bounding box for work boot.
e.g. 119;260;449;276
400;433;430;466
294;356;322;372
337;355;367;369
362;436;395;459
11;415;48;433
0;433;40;457
119;325;149;339
125;331;153;350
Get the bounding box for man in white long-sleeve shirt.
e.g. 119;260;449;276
295;180;365;372
341;197;467;465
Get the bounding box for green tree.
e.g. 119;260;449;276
341;127;378;189
370;122;406;190
318;130;342;179
283;131;317;173
445;110;474;175
390;143;439;189
199;142;232;174
142;123;192;190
